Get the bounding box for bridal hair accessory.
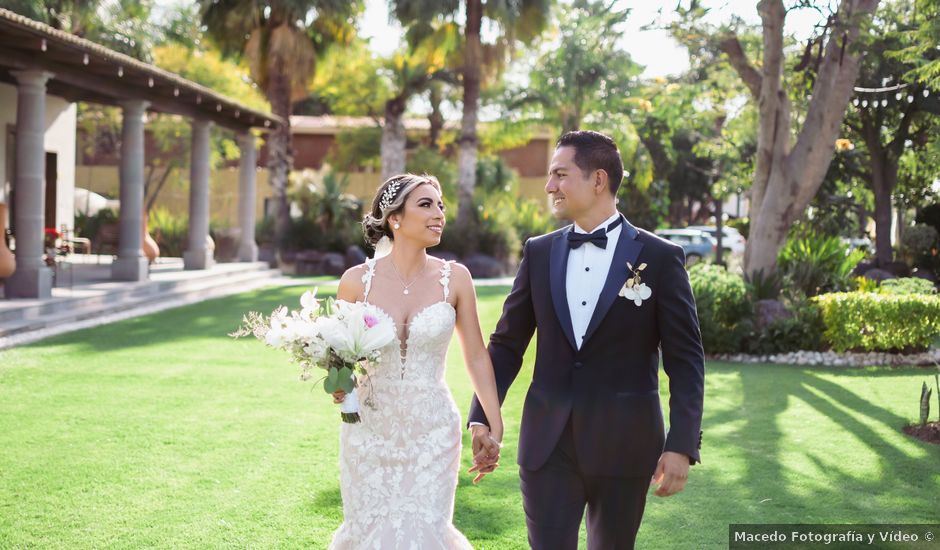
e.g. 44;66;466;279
619;261;651;306
379;179;404;212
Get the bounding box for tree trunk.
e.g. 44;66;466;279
381;98;407;181
267;69;293;255
867;143;898;266
721;0;880;277
457;0;482;224
428;83;444;149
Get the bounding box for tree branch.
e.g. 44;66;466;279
717;34;762;99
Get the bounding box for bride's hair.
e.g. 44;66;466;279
362;173;442;247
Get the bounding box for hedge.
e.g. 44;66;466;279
814;292;940;352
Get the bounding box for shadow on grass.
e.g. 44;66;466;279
694;363;939;527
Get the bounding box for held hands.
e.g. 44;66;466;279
332;390;346;404
468;424;502;484
650;451;690;497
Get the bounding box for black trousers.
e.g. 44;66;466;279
519;416;651;549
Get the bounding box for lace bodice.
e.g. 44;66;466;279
359;257;456;385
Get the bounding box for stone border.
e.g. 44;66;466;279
710;349;940;367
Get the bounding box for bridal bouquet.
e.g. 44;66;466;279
230;290;395;423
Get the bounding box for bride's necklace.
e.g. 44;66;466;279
389;256;428;295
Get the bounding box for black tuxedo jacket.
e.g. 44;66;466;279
469;215;705;477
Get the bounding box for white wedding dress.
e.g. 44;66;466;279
329;258;473;550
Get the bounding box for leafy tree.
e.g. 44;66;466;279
840;0;940;264
4;0;156;60
676;0;881;276
506;0;641;133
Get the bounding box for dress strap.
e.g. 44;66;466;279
439;260;453;302
361;257;377;301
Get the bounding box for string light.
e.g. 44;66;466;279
117;66;123;77
40;39;46;51
82;53;89;65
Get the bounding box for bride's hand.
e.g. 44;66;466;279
332;390;346;404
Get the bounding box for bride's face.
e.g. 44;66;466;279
389;183;446;247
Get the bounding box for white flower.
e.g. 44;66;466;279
619;282;652;306
299;289;319;319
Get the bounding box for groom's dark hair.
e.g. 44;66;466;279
556;130;624;196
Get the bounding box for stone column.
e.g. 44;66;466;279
111;99;150;281
236;132;258;262
183;119;214;270
5;70;53;299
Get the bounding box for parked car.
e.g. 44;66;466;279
655;228;718;265
686;225;746;255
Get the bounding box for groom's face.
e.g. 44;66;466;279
546;146;598;221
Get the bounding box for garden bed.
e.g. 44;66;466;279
903;422;940;444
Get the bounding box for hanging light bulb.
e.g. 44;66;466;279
82;53;89;65
148;77;154;88
216;104;222;112
924;89;930;98
853;98;860;106
908;95;915;103
40;39;47;52
173;88;179;97
862;99;869;107
196;95;202;104
896;92;902;101
881;98;888;107
117;66;123;77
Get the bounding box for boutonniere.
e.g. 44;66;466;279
618;261;651;306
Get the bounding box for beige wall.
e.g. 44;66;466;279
75;166;550;231
0;83;77;232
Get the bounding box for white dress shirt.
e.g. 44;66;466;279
566;212;622;349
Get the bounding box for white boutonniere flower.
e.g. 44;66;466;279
618;261;651;306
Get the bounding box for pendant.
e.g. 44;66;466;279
403;289;409;295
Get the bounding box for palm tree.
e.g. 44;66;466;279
381;21;459;180
390;0;552;223
199;0;360;253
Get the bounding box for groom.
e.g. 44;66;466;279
468;130;704;549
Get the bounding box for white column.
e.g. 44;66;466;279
111;99;150;281
184;119;214;270
236;131;258;262
5;70;53;299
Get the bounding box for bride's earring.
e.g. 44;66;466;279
393;222;401;230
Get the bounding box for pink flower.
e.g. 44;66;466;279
363;313;379;329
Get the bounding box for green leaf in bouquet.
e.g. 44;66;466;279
338;366;355;393
324;367;340;393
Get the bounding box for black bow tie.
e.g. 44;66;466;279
566;216;623;250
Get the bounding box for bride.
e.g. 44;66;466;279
328;173;504;549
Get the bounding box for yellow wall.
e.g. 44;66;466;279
75;166;549;229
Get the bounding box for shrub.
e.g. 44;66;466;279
900;224;939;269
286;168;363;253
778;233;866;297
688;263;751;354
75;208;118;242
745;301;825;354
814;292;940;352
880;277;937;295
149;207;188;257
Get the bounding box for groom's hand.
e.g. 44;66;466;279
650;451;690;497
468;425;500;484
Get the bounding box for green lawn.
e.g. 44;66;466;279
1;283;938;549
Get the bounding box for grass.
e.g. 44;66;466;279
1;283;938;549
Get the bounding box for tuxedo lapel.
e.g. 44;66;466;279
582;215;644;346
550;228;578;351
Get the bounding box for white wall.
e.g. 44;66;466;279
0;82;77;232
